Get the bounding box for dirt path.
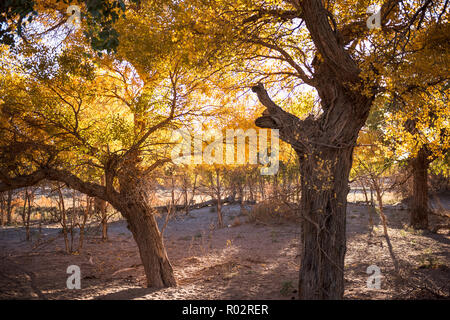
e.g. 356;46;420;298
0;204;449;299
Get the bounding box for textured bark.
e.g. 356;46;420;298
118;196;176;288
297;147;351;299
410;147;429;229
253;78;372;299
113;153;177;288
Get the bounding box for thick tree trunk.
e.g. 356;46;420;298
297;147;352;299
410;147;429;229
118;197;176;288
252;81;371;299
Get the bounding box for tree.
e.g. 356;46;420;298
352;125;400;272
94;196;112;241
383;86;448;230
379;19;449;230
1;0;448;298
0;15;212;285
0;0;140;52
199;166;227;228
410;146;431;229
169;0;448;298
178;166;199;216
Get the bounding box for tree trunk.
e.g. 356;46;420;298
57;186;70;253
21;189;28;238
117;196;176;288
95;197;109;241
258;176;265;202
0;192;5;226
6;190;12;224
78;196;91;253
25;190;32;241
410;147;429;229
184;188;189;216
215;169;223;228
373;181;399;272
70;191;76;252
297;147;353;299
272;174;278;199
216;196;223;227
101;216;108;241
360;181;374;233
252;81;372;300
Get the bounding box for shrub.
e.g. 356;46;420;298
245;199;299;224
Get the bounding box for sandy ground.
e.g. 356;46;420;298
0;202;449;300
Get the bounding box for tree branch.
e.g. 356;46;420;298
0;168;111;202
300;0;360;82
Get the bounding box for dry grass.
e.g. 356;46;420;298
245;200;299;224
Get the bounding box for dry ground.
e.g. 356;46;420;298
0;202;449;300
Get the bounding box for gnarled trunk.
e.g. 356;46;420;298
116;196;176;288
410;147;429;229
297;146;352;299
252;81;371;299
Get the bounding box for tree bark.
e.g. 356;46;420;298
252;79;372;299
297;147;352;299
117;197;177;288
410;147;429;229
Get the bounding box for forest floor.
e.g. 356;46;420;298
0;199;449;300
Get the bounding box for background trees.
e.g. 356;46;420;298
0;2;220;286
174;0;448;299
0;0;448;299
